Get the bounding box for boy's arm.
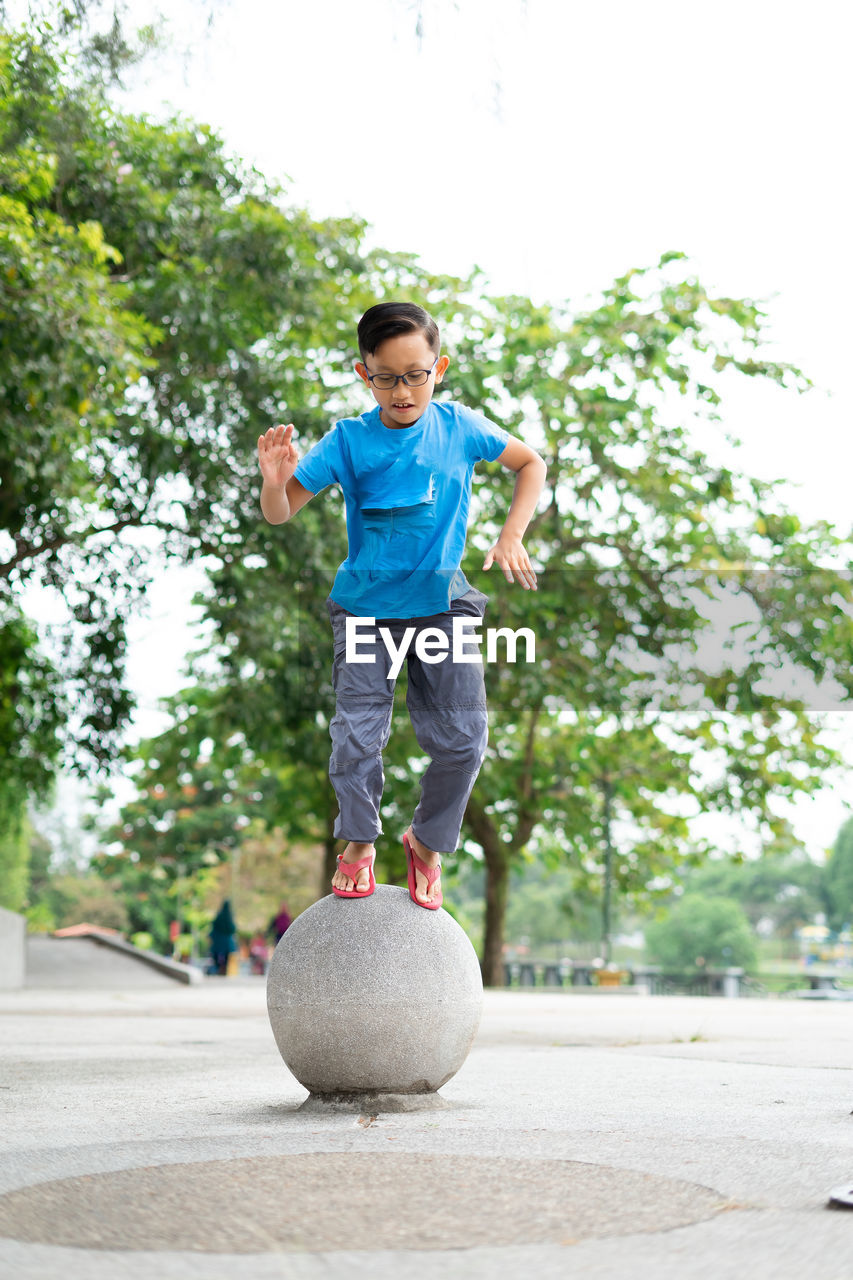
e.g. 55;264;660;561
261;475;315;525
258;424;316;524
483;437;547;590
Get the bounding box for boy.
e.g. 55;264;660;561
258;302;546;908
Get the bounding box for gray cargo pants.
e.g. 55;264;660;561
326;587;489;854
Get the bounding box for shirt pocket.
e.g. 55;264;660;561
356;501;437;574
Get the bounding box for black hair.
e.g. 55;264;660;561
357;302;441;361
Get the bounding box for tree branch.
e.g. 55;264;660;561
464;790;500;861
0;514;178;579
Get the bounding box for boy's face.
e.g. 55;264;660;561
355;332;449;430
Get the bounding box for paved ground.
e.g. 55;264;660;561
2;971;853;1277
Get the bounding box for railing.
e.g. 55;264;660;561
502;961;747;997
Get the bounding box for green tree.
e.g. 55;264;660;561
824;817;853;933
0;18;407;894
645;895;757;972
9;19;851;989
1;22;370;766
684;851;825;937
1;30;159;806
112;261;853;987
442;271;853;983
468;710;705;973
95;857;175;951
0;16;479;922
34;871;129;932
93;752;258;947
503;861;602;951
0;804;32;911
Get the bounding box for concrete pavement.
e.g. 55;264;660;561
1;978;853;1277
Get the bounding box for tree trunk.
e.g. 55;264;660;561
466;794;510;986
481;846;510;986
466;700;542;986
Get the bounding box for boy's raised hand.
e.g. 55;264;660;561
483;533;538;590
258;423;299;488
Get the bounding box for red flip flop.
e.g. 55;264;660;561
332;852;376;898
404;833;442;910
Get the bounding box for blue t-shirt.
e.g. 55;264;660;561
294;400;509;618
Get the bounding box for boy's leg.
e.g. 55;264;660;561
405;589;489;899
327;601;396;891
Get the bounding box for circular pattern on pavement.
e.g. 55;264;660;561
0;1153;730;1253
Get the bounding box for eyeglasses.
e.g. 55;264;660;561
364;357;439;390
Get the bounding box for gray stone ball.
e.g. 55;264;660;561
266;884;483;1097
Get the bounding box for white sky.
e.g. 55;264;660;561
113;0;851;518
16;0;853;857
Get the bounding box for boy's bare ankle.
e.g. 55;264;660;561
406;827;440;866
343;841;374;860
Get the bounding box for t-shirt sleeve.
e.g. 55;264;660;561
459;405;510;464
293;425;344;494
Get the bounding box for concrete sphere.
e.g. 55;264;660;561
267;885;483;1098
